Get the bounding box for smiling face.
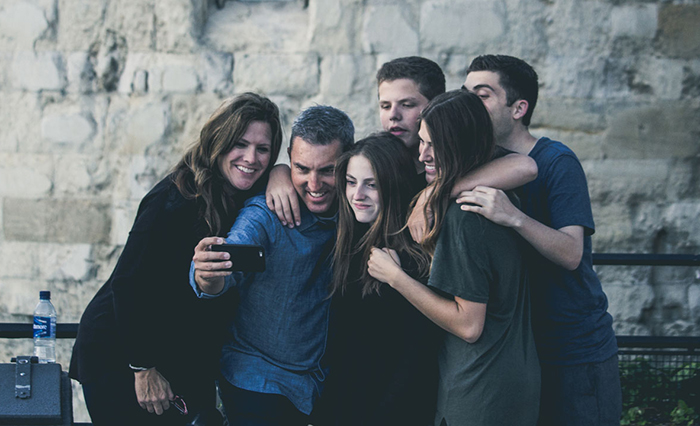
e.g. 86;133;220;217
345;154;381;224
378;78;430;152
289;137;343;215
417;121;436;184
217;121;273;191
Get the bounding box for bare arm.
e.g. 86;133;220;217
367;247;486;343
192;237;232;295
457;186;583;270
450;153;537;198
265;164;301;228
408;153;537;243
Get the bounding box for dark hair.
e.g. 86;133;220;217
419;90;495;254
332;132;430;297
466;54;539;126
289;105;355;151
376;56;446;101
171;93;283;235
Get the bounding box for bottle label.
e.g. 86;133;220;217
33;316;55;338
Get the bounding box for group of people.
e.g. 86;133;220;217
69;54;622;426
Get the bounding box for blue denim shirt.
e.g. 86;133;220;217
190;195;336;414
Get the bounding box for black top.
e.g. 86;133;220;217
69;175;245;405
316;224;441;426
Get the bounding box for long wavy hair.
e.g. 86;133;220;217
419;90;495;254
171;93;282;236
332;132;430;297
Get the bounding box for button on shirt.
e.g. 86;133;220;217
190;195;337;414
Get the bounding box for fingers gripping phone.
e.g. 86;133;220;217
210;244;266;272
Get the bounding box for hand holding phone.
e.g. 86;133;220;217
210;244;266;272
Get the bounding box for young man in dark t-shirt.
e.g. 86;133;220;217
455;55;621;426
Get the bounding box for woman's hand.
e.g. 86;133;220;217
265;164;300;228
192;237;231;294
134;368;173;415
407;186;434;243
367;247;403;287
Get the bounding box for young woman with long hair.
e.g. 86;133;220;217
368;90;540;426
70;93;283;426
315;133;439;426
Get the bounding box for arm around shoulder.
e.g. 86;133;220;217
450;152;537;198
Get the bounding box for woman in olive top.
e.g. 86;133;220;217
368;90;540;426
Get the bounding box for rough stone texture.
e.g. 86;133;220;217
234;53;320;97
1;0;700;421
657;4;700;59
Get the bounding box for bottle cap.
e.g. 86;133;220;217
39;291;51;300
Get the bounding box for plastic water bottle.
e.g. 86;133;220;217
33;291;57;363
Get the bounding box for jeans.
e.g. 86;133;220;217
218;378;310;426
537;354;622;426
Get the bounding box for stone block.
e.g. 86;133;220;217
611;4;657;39
0;93;43;152
56;0;107;50
39;243;93;281
605;282;655;323
661;320;697;336
420;0;505;53
657;4;700;59
543;2;611;56
123;101;170;154
154;0;204;52
103;0;154;52
586;159;670;204
234;53;319;97
320;55;375;98
603;103;700;159
203;1;308;53
362;5;418;55
41;113;96;145
588;202;635;249
0;0;49;48
53;154;103;195
10;51;66;91
308;0;360;53
0;153;53;198
3;198;111;244
535;97;607;133
0;242;41;279
66;52;97;93
633;58;684;100
540;55;607;99
162;65;200;93
689;284;700;323
202;52;233;94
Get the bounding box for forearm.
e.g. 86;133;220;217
450;153;537;197
389;271;482;343
512;215;583;270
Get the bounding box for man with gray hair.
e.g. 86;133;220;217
191;105;354;426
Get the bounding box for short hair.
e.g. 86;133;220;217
290;105;354;151
466;54;539;126
376;56;446;101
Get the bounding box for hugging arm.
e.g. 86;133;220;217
367;247;486;343
408;153;537;242
265;164;301;228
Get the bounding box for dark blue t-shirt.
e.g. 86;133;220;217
521;137;617;365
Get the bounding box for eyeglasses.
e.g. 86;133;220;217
171;395;188;416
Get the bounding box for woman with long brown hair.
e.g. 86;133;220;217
70;93;283;426
315;132;439;426
368;90;540;426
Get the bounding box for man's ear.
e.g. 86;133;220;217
287;146;292;159
512;99;530;121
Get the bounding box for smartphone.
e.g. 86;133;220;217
210;244;266;272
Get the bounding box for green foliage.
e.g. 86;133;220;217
619;358;699;426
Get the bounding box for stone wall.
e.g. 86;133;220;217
1;0;699;421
